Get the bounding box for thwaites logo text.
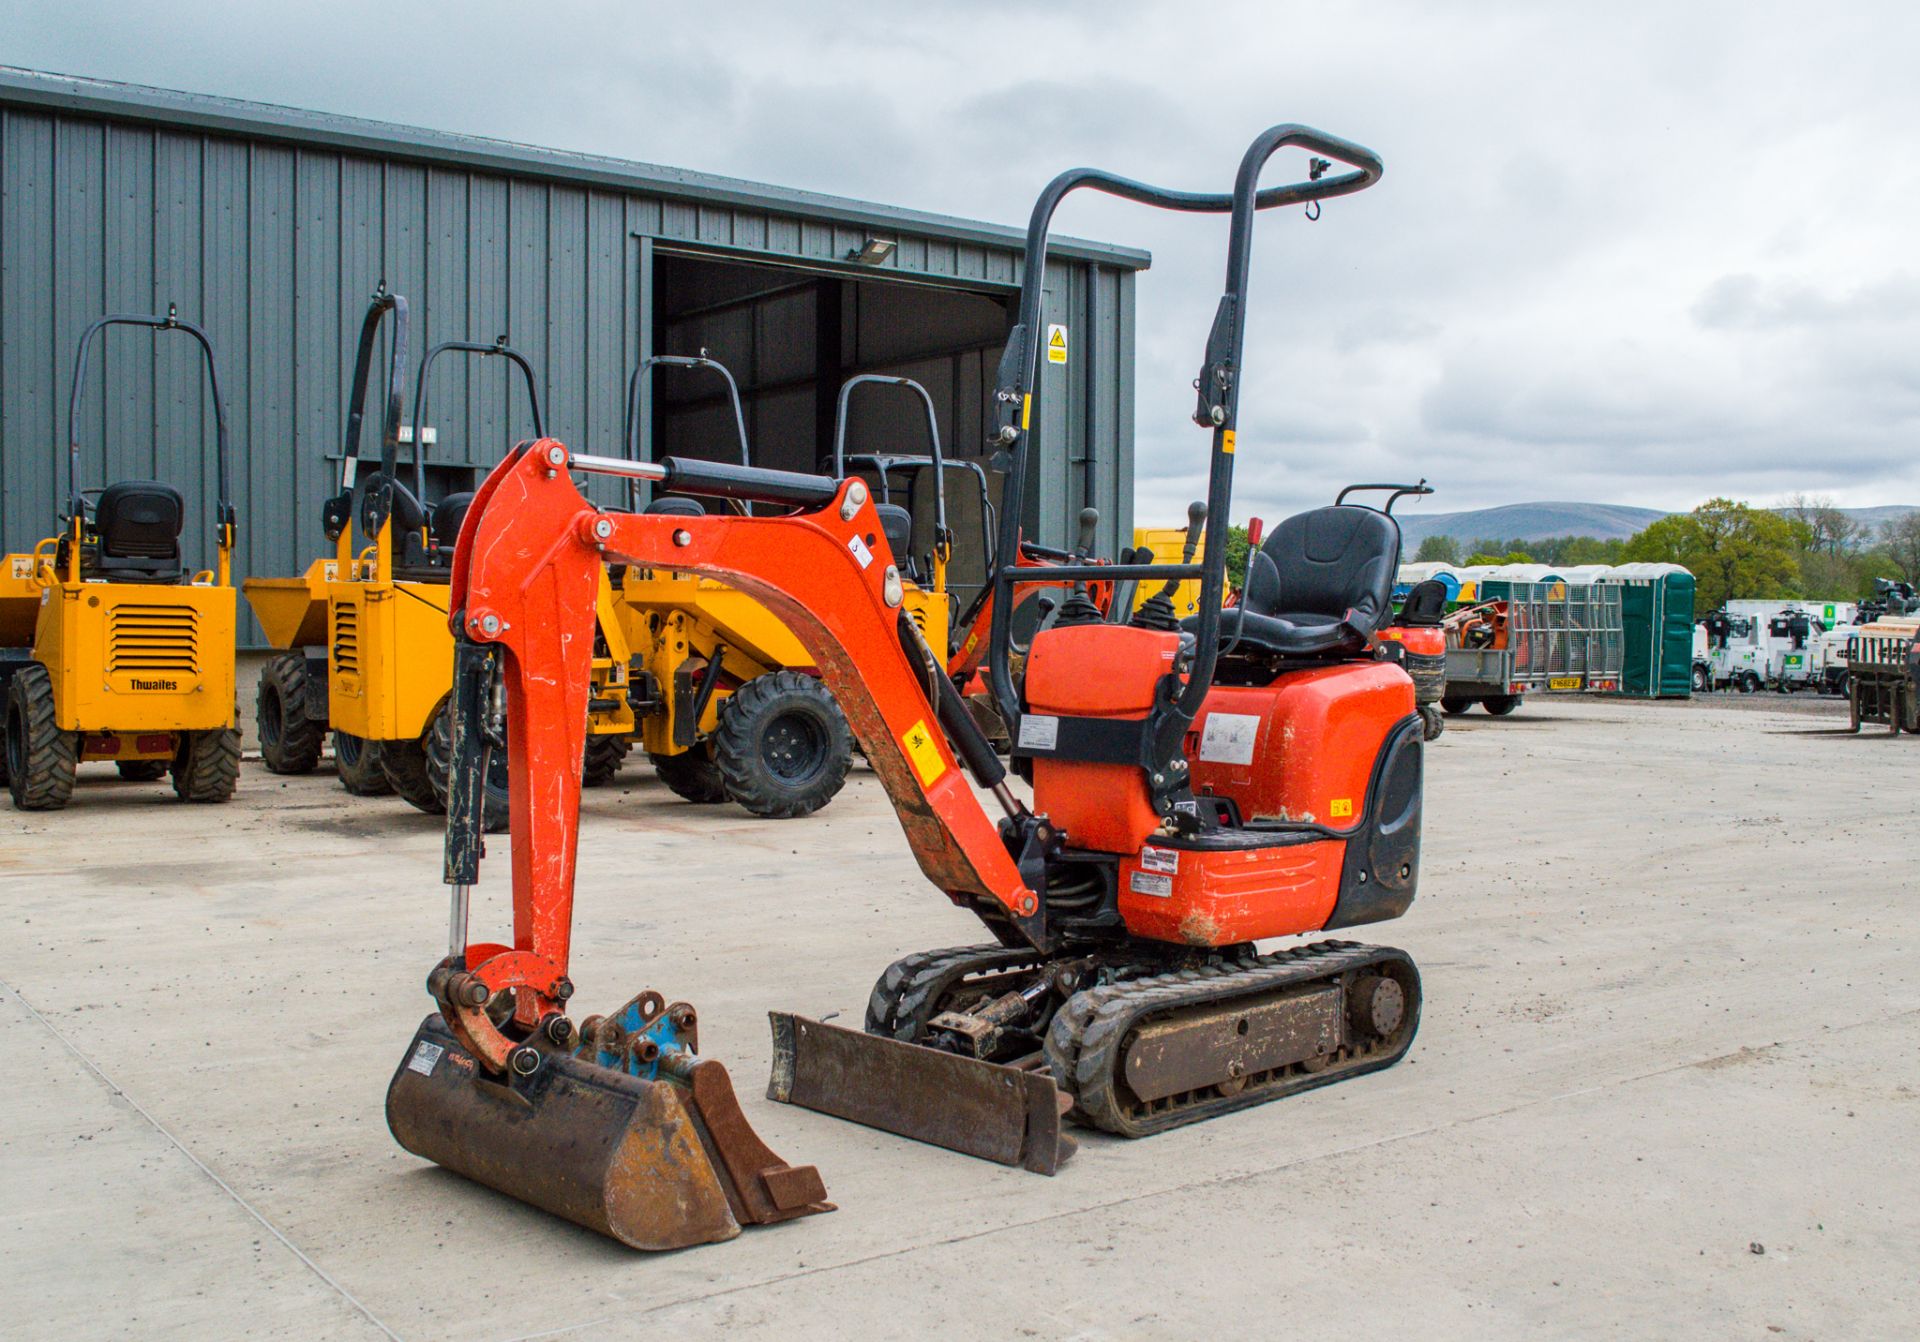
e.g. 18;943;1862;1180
129;677;180;692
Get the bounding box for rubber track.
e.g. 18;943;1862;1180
864;944;1041;1039
1045;940;1419;1138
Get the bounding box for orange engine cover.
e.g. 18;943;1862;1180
1379;625;1444;656
1186;661;1412;828
1024;623;1180;854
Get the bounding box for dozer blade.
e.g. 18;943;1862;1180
387;1015;831;1250
767;1013;1075;1175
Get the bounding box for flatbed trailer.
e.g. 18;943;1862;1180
1440;581;1623;716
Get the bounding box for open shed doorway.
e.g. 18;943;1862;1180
644;249;1012;612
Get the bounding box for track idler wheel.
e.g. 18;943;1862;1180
387;991;831;1250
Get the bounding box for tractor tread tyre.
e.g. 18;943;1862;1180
256;652;323;774
714;671;852;819
582;733;632;788
383;736;443;816
6;663;77;811
423;699;509;832
1419;704;1445;741
171;728;241;804
648;747;729;804
333;731;392;796
117;760;170;782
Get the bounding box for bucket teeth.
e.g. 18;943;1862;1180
767;1012;1075;1175
387;1013;830;1251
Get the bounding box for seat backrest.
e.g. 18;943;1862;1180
431;492;475;549
1398;578;1447;628
1254;505;1399;635
95;481;184;561
875;503;917;581
643;496;705;517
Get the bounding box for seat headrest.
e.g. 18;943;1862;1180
95;481;185;558
644;496;706;517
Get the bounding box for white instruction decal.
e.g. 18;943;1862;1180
1016;714;1059;751
407;1040;445;1076
1139;845;1179;875
847;534;875;569
1129;870;1173;898
9;556;30;580
1198;712;1261;766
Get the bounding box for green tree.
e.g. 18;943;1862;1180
1414;533;1461;564
1621;497;1801;611
1222;524;1252;591
1466;549;1534;566
1882;512;1920;585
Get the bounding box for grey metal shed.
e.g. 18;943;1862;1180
0;67;1148;645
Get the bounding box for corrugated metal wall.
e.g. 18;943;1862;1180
0;86;1139;645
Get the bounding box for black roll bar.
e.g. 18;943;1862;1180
622;354;752;511
984;126;1384;741
65;305;235;548
1335;479;1432;514
406;337;545;499
831;374;949;545
340;289;410;541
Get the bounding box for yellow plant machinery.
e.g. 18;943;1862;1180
2;308;241;810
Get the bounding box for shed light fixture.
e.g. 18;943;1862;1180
849;237;896;266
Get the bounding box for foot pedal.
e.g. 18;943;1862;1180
767;1012;1075;1175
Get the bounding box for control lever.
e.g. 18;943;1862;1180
1050;508;1106;628
1129;501;1206;631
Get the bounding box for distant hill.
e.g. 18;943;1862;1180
1394;502;1665;546
1394;501;1918;547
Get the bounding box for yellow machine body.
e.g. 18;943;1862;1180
1130;526;1208;620
3;545;237;747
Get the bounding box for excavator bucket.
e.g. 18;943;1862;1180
388;1002;833;1251
768;1013;1075;1175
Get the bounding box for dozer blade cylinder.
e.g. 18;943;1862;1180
767;1013;1075;1175
387;1016;743;1250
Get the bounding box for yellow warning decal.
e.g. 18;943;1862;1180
1021;394;1032;431
1329;797;1353;819
903;719;948;788
1221;430;1236;455
963;631;979;655
1046;323;1069;365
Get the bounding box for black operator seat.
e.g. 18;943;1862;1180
90;480;186;582
1190;504;1400;657
874;502;918;583
643;496;706;517
430;492;476;552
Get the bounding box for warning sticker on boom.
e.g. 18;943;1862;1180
902;719;947;787
1046;324;1069;365
407;1041;445;1076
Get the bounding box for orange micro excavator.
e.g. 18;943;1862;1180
386;124;1424;1249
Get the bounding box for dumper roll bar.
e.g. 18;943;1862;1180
983;126;1384;819
405;336;545;502
622;353;753;512
66;305;235;556
335;289;409;542
830;374;951;555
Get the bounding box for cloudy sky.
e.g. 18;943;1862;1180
8;0;1917;523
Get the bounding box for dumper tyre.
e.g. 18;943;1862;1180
582;733;631;787
423;697;509;832
383;735;444;816
1439;695;1473;716
171;727;241;803
714;671;852;819
256;652;323;774
5;663;76;811
648;744;729;804
116;760;169;782
1483;695;1521;716
1419;704;1445;740
333;731;392;796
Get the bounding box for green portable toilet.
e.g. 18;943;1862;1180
1599;563;1696;697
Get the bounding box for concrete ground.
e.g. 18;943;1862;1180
2;695;1914;1341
